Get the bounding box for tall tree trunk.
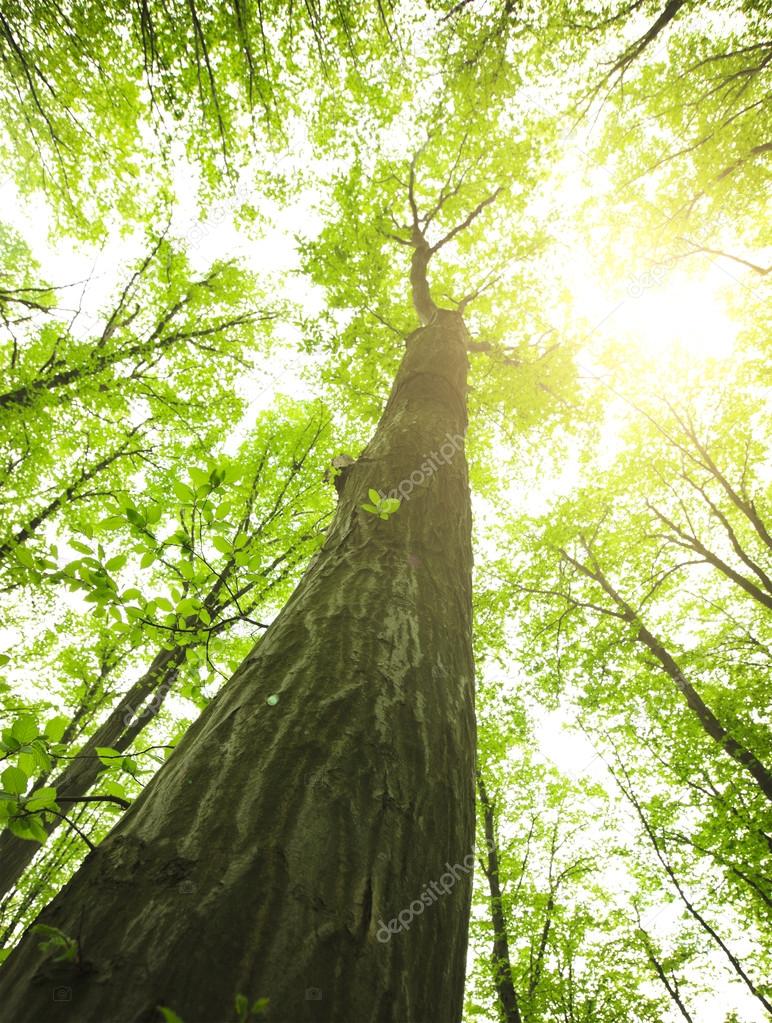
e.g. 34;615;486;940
0;647;183;906
0;308;477;1023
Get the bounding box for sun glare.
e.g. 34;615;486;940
622;274;741;360
567;256;744;364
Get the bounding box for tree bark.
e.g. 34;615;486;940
0;308;476;1023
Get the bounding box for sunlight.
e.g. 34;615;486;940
566;254;743;364
622;272;741;360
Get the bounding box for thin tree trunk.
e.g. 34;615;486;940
0;647;183;904
0;435;144;565
562;548;772;802
634;914;695;1023
611;752;772;1015
477;771;522;1023
0;308;476;1022
634;623;772;801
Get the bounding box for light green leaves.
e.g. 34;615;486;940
0;770;59;844
235;994;269;1022
9;715;38;745
25;787;59;813
158;1008;185;1023
1;766;27;795
44;716;69;743
212;535;233;555
361;489;401;520
173;481;195;504
0;716;52;777
96;747;122;767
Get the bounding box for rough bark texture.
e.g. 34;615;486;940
0;648;184;908
0;308;476;1023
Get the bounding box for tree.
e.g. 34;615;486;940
0;143;498;1016
503;340;772;1017
0;1;769;1020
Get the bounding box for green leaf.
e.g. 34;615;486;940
212;535;232;555
44;716;69;742
158;1008;185;1023
2;766;28;795
101;779;127;800
368;488;381;504
106;553;129;572
173;481;194;503
11;716;38;744
30;741;51;773
96;747;121;766
15;547;35;568
178;560;195;580
1;731;20;752
189;467;210;488
8;816;46;843
26;786;58;812
99;515;126;529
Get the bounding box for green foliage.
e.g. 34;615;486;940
158;1008;185;1023
361;490;401;520
0;2;769;1019
234;994;269;1021
31;923;78;963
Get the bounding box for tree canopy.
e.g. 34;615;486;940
0;2;769;1021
